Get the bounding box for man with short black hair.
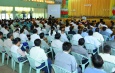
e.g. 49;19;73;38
84;55;106;73
93;28;104;42
4;32;13;48
72;30;83;45
51;33;63;50
72;38;88;57
39;33;49;50
30;29;40;46
84;30;101;50
99;45;115;64
54;42;78;72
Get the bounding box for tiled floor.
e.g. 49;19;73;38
0;54;35;73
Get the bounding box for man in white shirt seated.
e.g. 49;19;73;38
20;29;29;51
30;29;40;46
0;32;4;51
99;45;115;64
93;28;104;42
30;39;52;73
72;30;83;45
35;25;41;34
0;24;5;33
60;27;69;42
4;33;13;48
84;30;101;52
3;26;9;35
13;29;20;39
11;38;27;62
39;33;49;51
51;33;63;50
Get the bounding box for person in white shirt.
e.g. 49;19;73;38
84;30;101;51
13;29;20;39
0;32;4;51
93;28;104;42
30;29;40;46
39;33;49;51
72;30;83;45
35;25;41;34
51;33;63;51
11;38;27;62
60;27;69;42
65;24;70;32
3;26;9;35
0;24;5;33
81;28;88;37
22;25;29;35
99;45;115;64
30;39;52;73
4;33;13;48
20;29;28;43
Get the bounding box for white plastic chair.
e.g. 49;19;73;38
0;45;5;66
52;47;62;55
103;35;109;42
103;61;115;73
85;43;97;55
11;52;27;73
111;48;115;56
71;52;89;73
67;34;73;40
4;47;12;65
27;54;50;73
52;64;78;73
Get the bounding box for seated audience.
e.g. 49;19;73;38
0;32;4;51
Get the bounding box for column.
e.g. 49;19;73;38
12;6;16;19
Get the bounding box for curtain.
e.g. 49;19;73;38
68;0;110;17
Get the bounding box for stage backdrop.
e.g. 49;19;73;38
68;0;111;17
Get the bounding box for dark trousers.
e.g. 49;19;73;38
36;59;52;73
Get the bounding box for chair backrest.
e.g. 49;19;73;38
11;52;20;63
67;34;73;40
52;64;71;73
103;61;115;73
27;54;36;69
47;36;54;44
111;48;115;56
85;43;96;54
103;35;109;42
52;47;62;55
71;52;88;65
0;45;4;53
27;41;33;49
4;47;11;57
27;54;48;70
